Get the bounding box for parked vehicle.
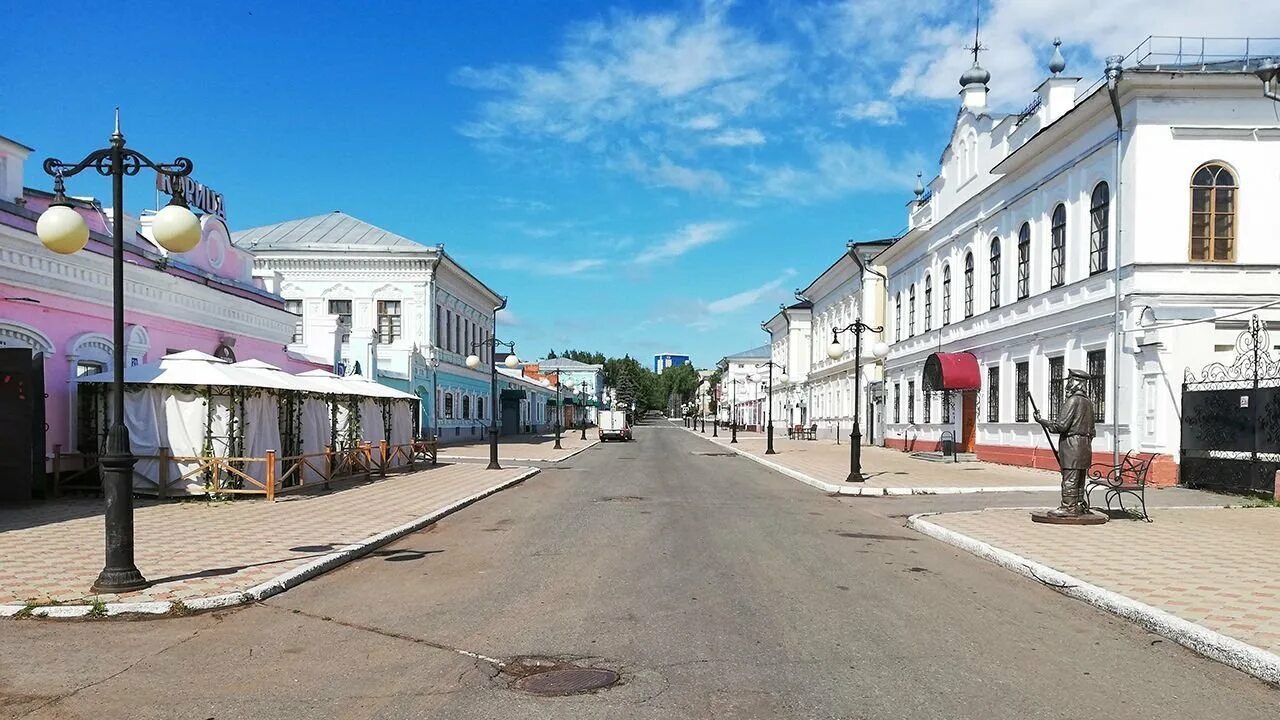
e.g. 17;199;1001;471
598;410;632;442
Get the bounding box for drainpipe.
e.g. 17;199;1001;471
795;290;813;424
426;252;443;440
1106;55;1124;469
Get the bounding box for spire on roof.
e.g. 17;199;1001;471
959;0;990;88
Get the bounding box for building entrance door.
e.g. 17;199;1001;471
961;392;977;452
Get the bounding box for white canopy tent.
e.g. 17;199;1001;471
78;352;421;496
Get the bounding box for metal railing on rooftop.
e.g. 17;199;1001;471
1078;35;1280;98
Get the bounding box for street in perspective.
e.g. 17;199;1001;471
3;3;1280;718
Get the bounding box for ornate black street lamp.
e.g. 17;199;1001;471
712;386;719;437
754;359;788;455
579;380;589;440
552;377;564;450
727;377;745;444
827;322;890;482
465;323;519;470
36;113;204;594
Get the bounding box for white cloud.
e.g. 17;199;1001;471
747;142;923;203
496;308;522;327
620;153;729;194
705;271;796;315
686;113;722;130
707;128;766;146
455;4;787;144
633;221;733;265
838;100;900;126
494;256;608;277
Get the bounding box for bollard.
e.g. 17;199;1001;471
265;449;277;502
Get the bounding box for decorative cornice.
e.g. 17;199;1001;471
0;232;295;344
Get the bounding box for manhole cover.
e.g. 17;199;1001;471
512;667;619;696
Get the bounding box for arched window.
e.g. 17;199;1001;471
462;395;471;419
1017;223;1031;300
942;265;952;326
1050;204;1066;288
908;285;916;336
895;293;902;342
923;274;933;331
1090;183;1110;274
989;238;1001;309
963;253;974;318
1191;162;1237;262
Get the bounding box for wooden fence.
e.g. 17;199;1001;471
52;439;439;501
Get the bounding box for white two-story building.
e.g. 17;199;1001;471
763;301;813;431
878;36;1280;484
233;211;506;443
795;240;892;442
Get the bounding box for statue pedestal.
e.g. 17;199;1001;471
1030;511;1108;525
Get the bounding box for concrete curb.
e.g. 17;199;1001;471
683;427;1059;496
2;467;541;621
438;439;599;464
906;511;1280;687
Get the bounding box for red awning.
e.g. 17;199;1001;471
923;352;981;391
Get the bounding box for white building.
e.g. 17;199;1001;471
877;37;1280;485
716;345;769;430
794;241;892;442
232;211;506;443
763;301;813;431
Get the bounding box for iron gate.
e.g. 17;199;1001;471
1181;315;1280;495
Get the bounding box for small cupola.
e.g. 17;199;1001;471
1035;38;1081;124
959;61;990;110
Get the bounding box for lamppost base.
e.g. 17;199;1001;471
846;473;865;483
487;461;503;471
91;567;150;594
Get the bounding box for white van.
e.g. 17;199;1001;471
598;410;632;442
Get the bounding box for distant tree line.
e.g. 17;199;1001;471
542;349;707;413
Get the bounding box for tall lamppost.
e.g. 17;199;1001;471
728;376;743;444
37;114;203;591
35;113;203;593
579;380;589;439
552;377;564;450
827;321;890;482
754;359;788;455
712;385;720;438
465;332;519;470
423;354;441;440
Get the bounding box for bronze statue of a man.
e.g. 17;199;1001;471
1034;369;1095;517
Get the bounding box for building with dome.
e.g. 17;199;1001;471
874;36;1280;487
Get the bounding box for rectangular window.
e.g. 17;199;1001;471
377;300;401;343
285;299;303;344
893;383;901;423
895;295;902;342
1017;241;1030;300
987;366;1000;422
328;300;352;343
446;311;454;352
1088;349;1106;422
1015;361;1029;422
942;391;952;423
456;315;463;354
1048;356;1064;420
435;304;443;350
907;381;915;423
923;387;931;423
444;393;454;419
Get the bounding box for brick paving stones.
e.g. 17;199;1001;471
924;507;1280;655
0;462;534;608
700;431;1059;490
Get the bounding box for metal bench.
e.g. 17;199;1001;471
1086;450;1154;521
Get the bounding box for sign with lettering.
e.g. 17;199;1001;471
156;173;226;219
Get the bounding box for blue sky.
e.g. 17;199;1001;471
3;1;1263;368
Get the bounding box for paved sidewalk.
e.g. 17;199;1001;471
438;430;598;462
913;506;1280;683
0;463;537;616
693;429;1060;494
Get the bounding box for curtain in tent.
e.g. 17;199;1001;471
242;390;283;491
300;396;332;483
121;388;165;494
360;398;385;445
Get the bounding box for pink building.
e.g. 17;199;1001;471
0;132;321;492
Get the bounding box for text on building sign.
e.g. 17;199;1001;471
156;174;225;219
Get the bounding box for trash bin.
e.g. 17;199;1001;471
941;438;955;457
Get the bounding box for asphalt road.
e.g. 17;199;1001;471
2;424;1277;718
